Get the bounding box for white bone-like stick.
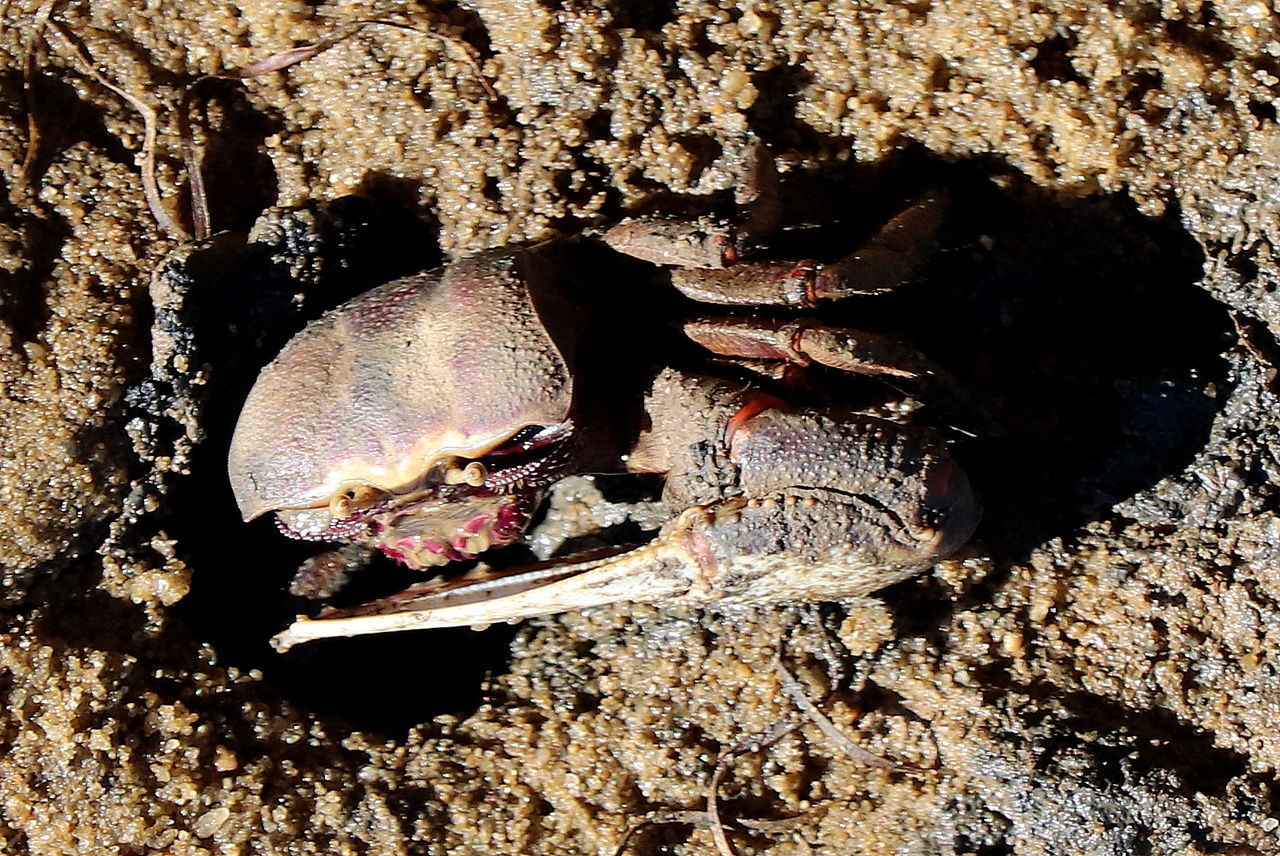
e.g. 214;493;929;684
271;540;694;651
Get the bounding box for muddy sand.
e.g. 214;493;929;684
2;0;1280;853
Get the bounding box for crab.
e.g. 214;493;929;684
228;146;980;651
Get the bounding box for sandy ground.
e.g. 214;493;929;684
2;0;1280;853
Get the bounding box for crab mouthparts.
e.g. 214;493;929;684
274;427;577;573
275;484;542;567
373;491;537;568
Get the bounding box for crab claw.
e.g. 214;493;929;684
270;540;689;651
271;446;978;650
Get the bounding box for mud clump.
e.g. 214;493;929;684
2;0;1280;853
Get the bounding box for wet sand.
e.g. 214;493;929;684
1;0;1279;852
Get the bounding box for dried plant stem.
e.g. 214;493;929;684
773;656;914;773
13;0;57;201
178;16;496;239
706;719;800;856
22;12;494;240
44;20;189;240
612;810;722;856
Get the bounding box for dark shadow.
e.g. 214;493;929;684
31;564;153;652
745;63;819;150
0;68;119;346
1028;34;1086;86
0;204;64;350
903;169;1223;557
973;668;1250;798
605;0;680;31
187;79;282;234
1;67;135;184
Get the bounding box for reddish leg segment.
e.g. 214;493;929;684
685;317;948;381
668;194;948;307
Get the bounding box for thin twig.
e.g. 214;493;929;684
20;11;496;241
773;656;915;773
706;719;800;856
175;74;246;241
235;21;367;78
613;718;801;856
1229;308;1279;377
13;0;57;200
612;810;724;856
45;20;189;240
179;21;369;238
353;19;497;100
176;83;209;240
802;603;849;689
735;814;807;834
228;18;495;99
176;16;496;239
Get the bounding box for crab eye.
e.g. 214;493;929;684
329;483;387;519
424;456;469;487
443;460;488;487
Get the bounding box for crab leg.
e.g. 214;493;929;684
603;140;782;269
684;317;993;432
685;317;948;381
667;193;947;306
602;214;744;269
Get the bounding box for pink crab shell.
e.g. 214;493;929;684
228;246;574;521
